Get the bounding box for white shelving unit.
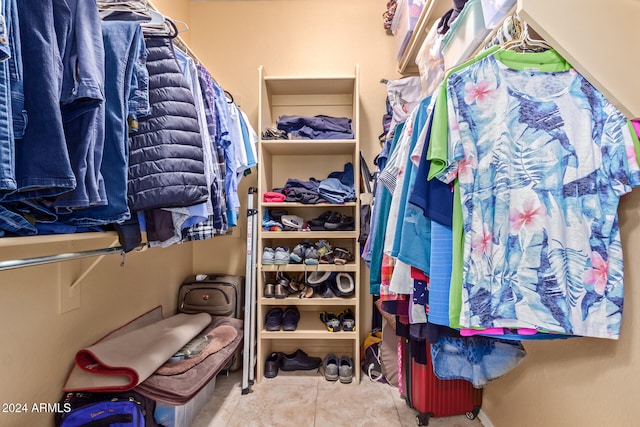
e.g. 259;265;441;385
256;66;361;382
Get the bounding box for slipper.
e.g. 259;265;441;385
320;311;341;332
307;270;332;287
335;272;355;296
265;307;283;331
282;306;300;331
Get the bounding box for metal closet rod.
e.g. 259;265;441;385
0;244;147;272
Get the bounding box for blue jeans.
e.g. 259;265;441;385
4;0;76;201
0;0;16;195
59;20;149;226
6;0;24;140
55;0;107;211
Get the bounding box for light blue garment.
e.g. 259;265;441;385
430;336;526;388
394;97;432;273
426;221;453;326
369;122;404;293
0;0;15;195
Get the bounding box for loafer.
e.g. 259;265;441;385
279;349;322;371
282;306;300;331
265;307;283;331
339;356;353;384
264;352;282;378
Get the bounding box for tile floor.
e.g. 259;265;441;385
191;370;484;427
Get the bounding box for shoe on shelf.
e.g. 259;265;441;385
339;309;356;331
263;282;275;298
279;349;322;371
274;246;290;265
303;246;319;265
265;307;283;331
309;210;334;231
265;352;282;378
289;242;306;263
274;272;292;299
339;356;353;384
282;306;300;331
262;247;275;265
315;239;334;264
323;354;339;382
332;272;355;297
320;311;341;332
324;212;355;231
333;247;354;265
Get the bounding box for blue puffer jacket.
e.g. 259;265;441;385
127;36;208;211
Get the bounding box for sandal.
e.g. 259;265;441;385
315;239;334;264
298;284;315;299
320;311;341;332
333;247;354;265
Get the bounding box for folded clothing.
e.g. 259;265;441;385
263;191;286;203
277;115;354;140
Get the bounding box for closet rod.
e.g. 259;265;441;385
0;244;146;272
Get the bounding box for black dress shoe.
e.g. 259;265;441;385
279;349;322;371
264;352;282;378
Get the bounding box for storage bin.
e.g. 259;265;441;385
154;377;217;427
441;0;491;69
393;0;427;60
480;0;516;28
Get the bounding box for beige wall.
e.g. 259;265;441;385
0;238;193;427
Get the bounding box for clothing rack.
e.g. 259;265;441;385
0;243;147;272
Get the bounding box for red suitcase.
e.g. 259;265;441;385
410;341;483;426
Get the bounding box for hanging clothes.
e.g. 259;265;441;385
433;48;640;339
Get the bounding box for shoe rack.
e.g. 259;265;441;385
256;66;361;383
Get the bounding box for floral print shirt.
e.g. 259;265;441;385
439;50;640;339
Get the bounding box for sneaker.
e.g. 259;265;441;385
290;242;307;263
279;349;322;371
274;246;290;265
339;356;353;384
323;354;339;381
262;247;275;265
303;246;319;265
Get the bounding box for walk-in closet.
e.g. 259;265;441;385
1;1;639;427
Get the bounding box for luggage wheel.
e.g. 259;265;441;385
416;412;432;426
466;406;481;420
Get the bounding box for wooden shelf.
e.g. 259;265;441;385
0;231;118;249
259;316;358;339
257;66;361;384
260;296;358;306
261;263;358;272
261;231;358;239
397;0;452;75
262;202;357;208
260;140;356;155
264;76;356;95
